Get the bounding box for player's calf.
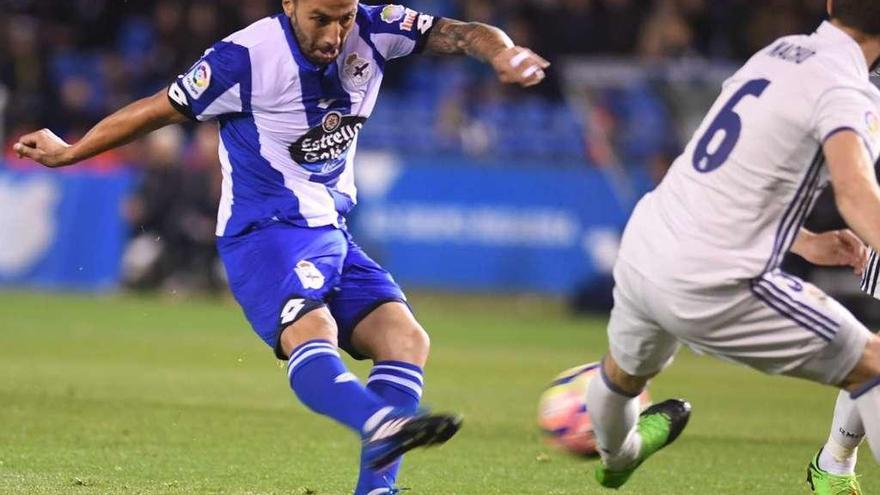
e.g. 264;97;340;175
283;309;389;432
351;303;431;493
351;302;430;365
843;335;880;463
841;335;880;390
600;355;653;396
587;357;656;465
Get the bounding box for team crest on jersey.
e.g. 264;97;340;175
294;260;325;290
183;61;211;99
380;4;405;23
322;111;343;132
343;53;372;88
866;111;880;138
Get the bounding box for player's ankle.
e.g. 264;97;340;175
818;443;858;476
601;434;642;470
361;406;397;435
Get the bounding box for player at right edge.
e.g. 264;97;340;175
586;1;880;493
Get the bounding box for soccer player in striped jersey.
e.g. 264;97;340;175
861;249;880;295
583;2;880;494
12;1;549;493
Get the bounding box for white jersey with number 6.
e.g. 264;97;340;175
618;21;880;292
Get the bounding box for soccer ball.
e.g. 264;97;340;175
537;362;651;457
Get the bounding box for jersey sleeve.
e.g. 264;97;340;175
362;4;438;60
812;86;880;160
167;41;251;122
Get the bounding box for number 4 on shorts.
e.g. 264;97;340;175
280;298;307;326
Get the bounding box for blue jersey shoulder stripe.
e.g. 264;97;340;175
215;44;302;236
194;41;251;117
355;6;388;72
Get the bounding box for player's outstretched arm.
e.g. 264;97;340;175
424;18;550;87
790;228;868;275
825;131;880;254
13;88;189;168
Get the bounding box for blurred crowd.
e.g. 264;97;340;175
1;0;828;147
118;125;223;292
0;0;832;291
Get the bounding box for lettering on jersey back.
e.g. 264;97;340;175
289;112;367;174
768;41;816;64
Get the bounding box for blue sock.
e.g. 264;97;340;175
287;340;386;432
355;361;424;495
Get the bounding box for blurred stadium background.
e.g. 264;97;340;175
3;0;859;303
2;1;880;494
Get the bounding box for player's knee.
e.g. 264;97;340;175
380;322;430;364
842;335;880;391
366;323;430;365
352;302;430;364
401;323;431;355
279;307;338;358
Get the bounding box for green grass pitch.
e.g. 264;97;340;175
1;290;877;494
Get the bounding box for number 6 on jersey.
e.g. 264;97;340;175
692;78;771;173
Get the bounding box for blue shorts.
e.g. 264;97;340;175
217;223;407;360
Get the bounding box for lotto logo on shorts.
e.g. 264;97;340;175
280;298;306;325
294;260;325;290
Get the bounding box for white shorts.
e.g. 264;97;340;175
608;261;872;385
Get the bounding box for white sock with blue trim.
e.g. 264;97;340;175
853;377;880;462
819;391;863;475
585;364;642;470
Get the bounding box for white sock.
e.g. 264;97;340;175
585;364;642;470
818;391;863;475
853;377;880;462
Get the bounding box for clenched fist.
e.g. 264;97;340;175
491;46;550;88
13;129;73;168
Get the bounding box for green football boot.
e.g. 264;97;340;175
806;450;863;495
595;399;692;489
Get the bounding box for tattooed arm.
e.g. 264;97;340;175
424;18;550;87
425;18;513;61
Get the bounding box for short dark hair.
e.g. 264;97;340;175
831;0;880;35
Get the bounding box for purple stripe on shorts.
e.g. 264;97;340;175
750;284;834;342
756;278;837;329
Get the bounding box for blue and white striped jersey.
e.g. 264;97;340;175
167;5;436;237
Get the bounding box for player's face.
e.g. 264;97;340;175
285;0;358;66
